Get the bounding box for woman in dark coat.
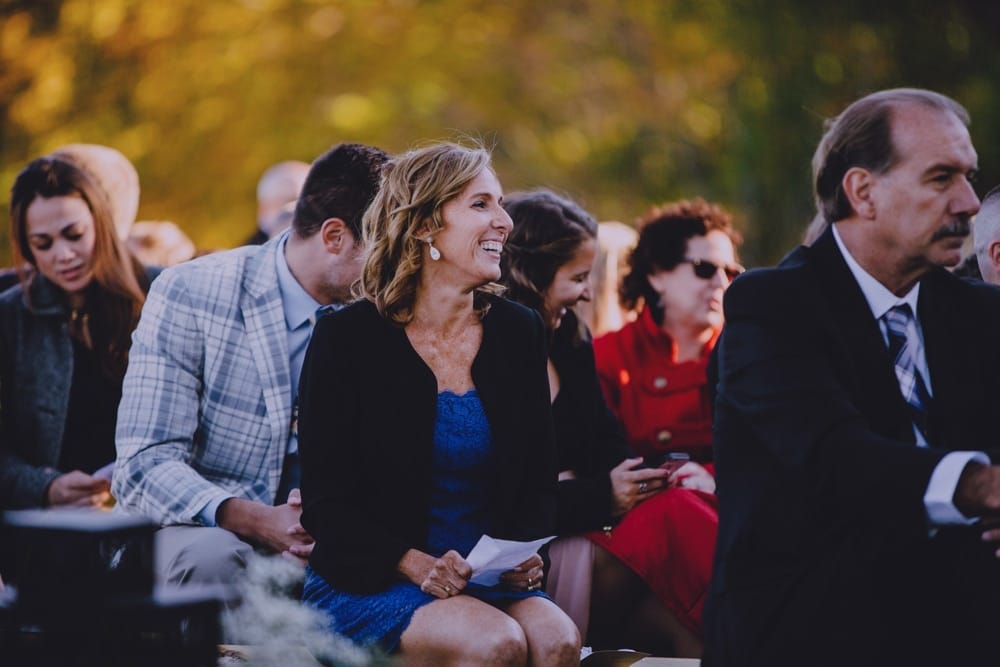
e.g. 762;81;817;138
297;142;580;665
0;156;150;509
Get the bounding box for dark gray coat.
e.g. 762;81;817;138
0;275;78;508
0;269;157;508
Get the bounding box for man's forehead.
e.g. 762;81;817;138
890;103;977;170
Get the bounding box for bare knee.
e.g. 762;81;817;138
530;615;581;667
472;617;528;667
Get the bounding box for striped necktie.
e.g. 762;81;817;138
882;304;931;442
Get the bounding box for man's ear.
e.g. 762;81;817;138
842;167;876;220
989;240;1000;276
319;218;350;253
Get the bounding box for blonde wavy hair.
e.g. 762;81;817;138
359;141;503;325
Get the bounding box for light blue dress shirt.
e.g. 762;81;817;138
274;232;323;456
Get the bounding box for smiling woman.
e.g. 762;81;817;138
297;142;580;665
0;157;153;511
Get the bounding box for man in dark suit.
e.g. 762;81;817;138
705;88;1000;666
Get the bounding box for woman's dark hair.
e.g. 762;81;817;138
501;190;598;315
620;198;741;315
10;156;147;379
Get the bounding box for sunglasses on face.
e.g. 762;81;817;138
680;258;745;281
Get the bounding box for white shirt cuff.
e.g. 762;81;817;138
196;494;233;527
924;451;989;525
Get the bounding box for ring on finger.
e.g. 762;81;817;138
638;481;648;493
444;584;452;594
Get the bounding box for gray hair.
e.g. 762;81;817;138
973;185;1000;283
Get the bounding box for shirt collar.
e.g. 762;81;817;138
831;223;920;320
275;230;322;331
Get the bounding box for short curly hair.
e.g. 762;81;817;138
620;198;741;313
359;141;500;325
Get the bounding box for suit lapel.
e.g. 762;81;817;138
241;241;292;482
917;271;965;448
806;229;915;443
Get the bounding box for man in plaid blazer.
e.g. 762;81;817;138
114;143;389;585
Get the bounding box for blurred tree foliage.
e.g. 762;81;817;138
2;0;999;265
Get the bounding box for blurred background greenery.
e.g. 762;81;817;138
2;0;999;266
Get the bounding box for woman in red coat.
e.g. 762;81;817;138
591;199;743;652
594;198;742;473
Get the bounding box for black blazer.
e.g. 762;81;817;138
705;228;1000;666
298;296;558;593
549;310;630;533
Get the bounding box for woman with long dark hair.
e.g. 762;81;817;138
502;191;729;657
0;156;151;509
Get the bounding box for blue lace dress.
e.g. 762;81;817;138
302;390;546;652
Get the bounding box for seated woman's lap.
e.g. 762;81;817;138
400;595;528;665
498;596;581;657
402;595;579;666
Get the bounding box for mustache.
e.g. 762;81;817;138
931;217;971;241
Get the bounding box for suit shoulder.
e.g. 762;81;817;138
151;246;253;296
954;273;1000;305
725;262;808;305
929;270;1000;325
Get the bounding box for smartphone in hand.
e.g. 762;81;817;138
642;452;690;475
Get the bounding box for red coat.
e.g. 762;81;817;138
590;307;721;636
593;307;719;467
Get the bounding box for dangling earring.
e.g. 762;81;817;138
427;239;441;261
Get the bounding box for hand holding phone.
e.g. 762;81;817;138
642;452;690;475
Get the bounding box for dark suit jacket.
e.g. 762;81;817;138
705;228;1000;666
298;296;558;593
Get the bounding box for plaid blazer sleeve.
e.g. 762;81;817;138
114;264;254;525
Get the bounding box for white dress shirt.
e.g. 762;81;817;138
832;224;986;525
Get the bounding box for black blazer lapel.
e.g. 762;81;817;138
804;228;916;443
918;270;978;450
